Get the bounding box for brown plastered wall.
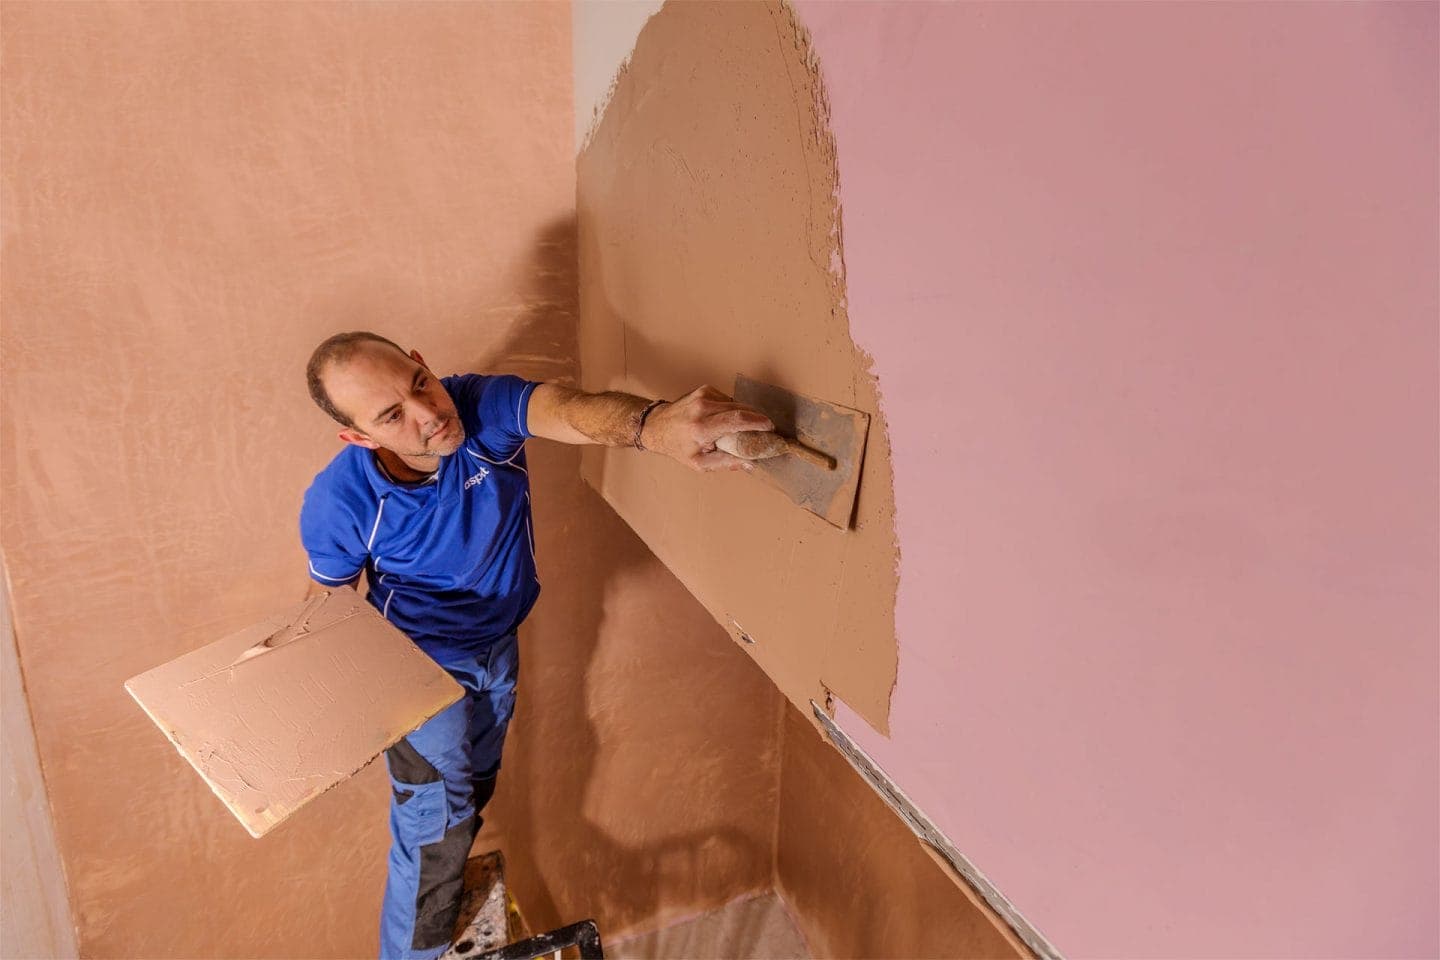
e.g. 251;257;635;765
0;2;779;954
574;0;899;735
776;705;1028;960
489;511;785;940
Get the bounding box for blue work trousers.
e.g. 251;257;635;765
378;632;519;960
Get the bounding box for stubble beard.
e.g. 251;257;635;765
417;421;465;459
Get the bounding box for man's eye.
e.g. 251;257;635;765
416;378;427;391
387;411;402;423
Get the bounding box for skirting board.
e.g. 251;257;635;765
810;701;1062;960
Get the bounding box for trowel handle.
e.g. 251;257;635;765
782;438;836;471
716;431;835;471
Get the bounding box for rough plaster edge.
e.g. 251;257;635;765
773;0;904;728
811;700;1064;960
576;2;663;157
782;0;905;715
580;60;626;157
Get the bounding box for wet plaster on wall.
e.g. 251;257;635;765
576;0;899;735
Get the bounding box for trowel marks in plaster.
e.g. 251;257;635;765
576;0;898;733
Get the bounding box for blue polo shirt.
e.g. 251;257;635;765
299;373;542;655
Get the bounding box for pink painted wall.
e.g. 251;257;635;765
793;2;1439;956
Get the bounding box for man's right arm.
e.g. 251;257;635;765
299;476;368;600
526;383;773;472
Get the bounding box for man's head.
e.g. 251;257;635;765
306;332;465;459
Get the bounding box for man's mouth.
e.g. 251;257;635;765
427;421;453;443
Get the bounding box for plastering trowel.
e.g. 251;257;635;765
716;375;870;529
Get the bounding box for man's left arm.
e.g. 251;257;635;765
526;382;773;473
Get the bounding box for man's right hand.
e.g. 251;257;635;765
639;385;775;473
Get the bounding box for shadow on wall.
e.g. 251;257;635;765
468;216;784;940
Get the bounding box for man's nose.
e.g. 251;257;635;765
413;399;443;429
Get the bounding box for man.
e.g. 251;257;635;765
299;331;771;960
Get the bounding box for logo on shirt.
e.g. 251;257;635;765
464;467;491;490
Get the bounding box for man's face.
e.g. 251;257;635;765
326;343;465;459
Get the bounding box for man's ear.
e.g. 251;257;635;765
337;428;379;450
409;349;430;371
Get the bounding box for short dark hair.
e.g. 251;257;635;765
306;331;408;427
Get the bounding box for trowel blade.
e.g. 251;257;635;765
733;375;870;530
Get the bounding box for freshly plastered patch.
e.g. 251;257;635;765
576;0;898;733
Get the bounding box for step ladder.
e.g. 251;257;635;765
441;851;603;960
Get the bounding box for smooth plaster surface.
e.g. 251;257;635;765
1;3;779;953
794;2;1440;956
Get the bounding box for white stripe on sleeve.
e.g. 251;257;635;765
517;381;537;436
309;561;360;584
